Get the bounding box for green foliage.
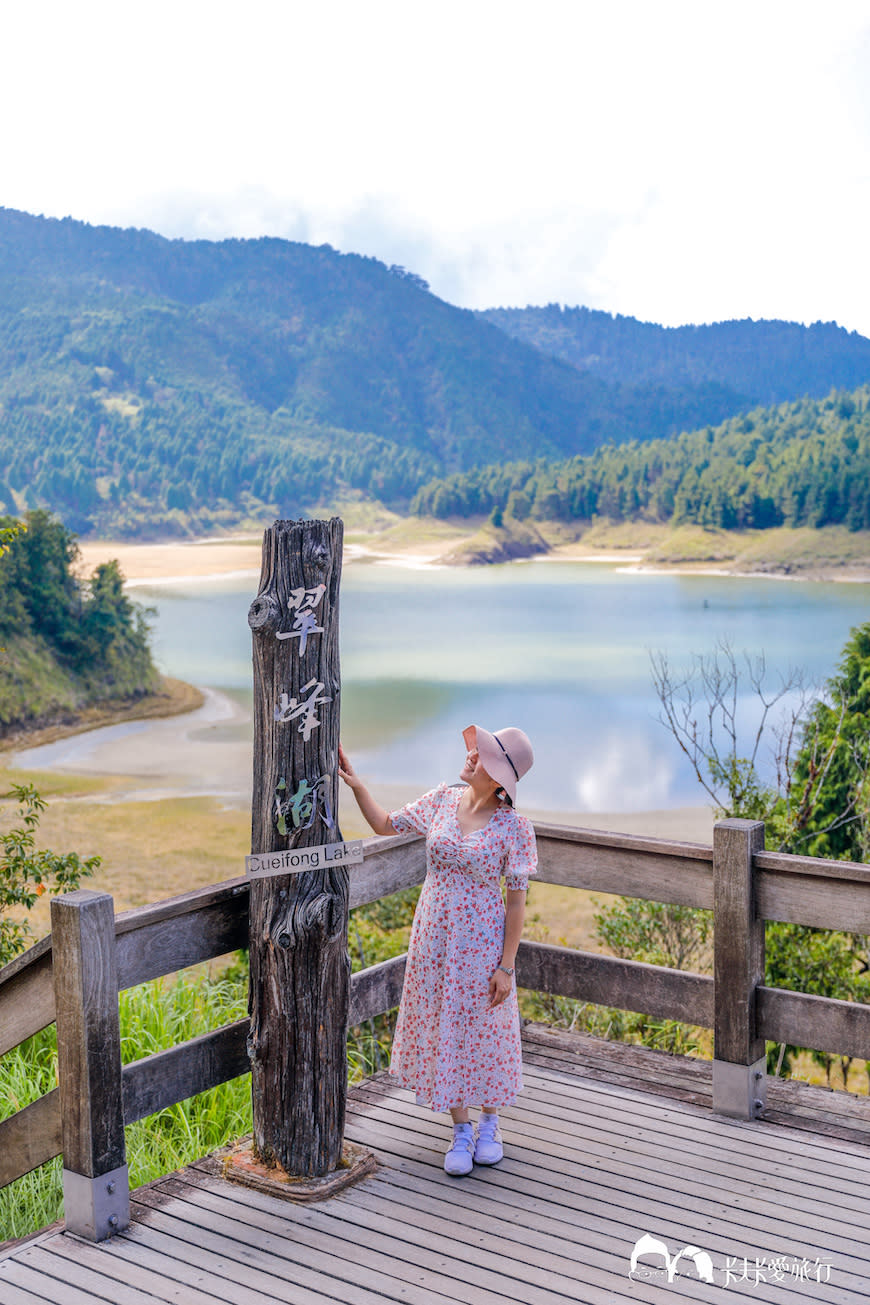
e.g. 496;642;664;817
649;624;870;1086
595;897;712;973
790;622;870;862
0;510;159;730
412;387;870;535
0;783;99;965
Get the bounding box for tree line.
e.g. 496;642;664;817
0;511;158;728
412;387;870;532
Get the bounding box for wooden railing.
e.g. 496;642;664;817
3;817;870;1222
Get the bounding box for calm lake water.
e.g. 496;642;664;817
135;560;870;814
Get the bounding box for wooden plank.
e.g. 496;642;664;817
115;898;249;993
352;1068;870;1225
122;1020;250;1124
755;849;870;885
349;833;426;909
341;1113;870;1302
757;867;870;932
713;819;766;1066
175;1168;588;1305
758;986;870;1061
0;1272;55;1304
534;824;713;906
0;1259;122;1305
515;1069;870;1201
51;890;125;1178
348;953;406;1024
343;1089;870;1276
0;1089;61;1187
346;1081;870;1247
520;1024;870;1142
122;1214;402;1305
179;1165;681;1305
346;1170;815;1305
133;1179;493;1305
516;938;714;1025
341;1126;870;1305
16;1241;201;1305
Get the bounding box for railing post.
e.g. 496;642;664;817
51;889;129;1240
712;819;766;1119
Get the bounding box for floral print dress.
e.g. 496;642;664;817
388;783;538;1111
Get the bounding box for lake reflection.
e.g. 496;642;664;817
135;561;870;813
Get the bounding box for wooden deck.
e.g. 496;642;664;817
3;1026;870;1303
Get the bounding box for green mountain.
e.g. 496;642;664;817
0;207;733;536
478;304;870;404
1;208;869;537
412;387;870;533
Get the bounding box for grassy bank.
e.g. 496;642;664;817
0;676;204;752
346;514;870;579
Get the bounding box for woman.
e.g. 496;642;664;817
338;724;536;1176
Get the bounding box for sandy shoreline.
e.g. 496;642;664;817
78;532;870;585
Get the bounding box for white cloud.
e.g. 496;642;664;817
2;0;869;331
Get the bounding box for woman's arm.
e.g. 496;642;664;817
488;887;527;1007
337;744;395;837
501;887;526;969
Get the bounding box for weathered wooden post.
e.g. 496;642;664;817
246;517;350;1178
52;889;130;1240
712;818;767;1119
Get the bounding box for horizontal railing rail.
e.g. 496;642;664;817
3;817;870;1196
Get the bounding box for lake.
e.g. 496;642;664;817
132;560;870;814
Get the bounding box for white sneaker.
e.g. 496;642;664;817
444;1123;475;1176
474;1112;503;1165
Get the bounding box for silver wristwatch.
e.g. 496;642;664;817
497;965;514;977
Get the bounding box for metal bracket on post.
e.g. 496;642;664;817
712;1056;767;1119
62;1163;130;1242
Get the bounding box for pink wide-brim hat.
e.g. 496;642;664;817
462;724;534;805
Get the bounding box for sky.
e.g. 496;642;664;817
3;0;870;333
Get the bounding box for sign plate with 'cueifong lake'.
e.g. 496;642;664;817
245;841;364;878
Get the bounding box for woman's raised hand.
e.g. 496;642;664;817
337;744;393;836
337;743;360;789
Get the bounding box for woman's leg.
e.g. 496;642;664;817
444;1104;474;1176
474;1105;503;1165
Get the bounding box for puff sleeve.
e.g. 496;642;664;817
389;783;446;836
503;812;537;891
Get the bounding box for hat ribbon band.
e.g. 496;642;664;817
493;735;520;782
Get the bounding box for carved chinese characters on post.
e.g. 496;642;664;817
275;774;335;835
274;679;332;740
276;584;326;655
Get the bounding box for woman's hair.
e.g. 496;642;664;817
496;787;513;807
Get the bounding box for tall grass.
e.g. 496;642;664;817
1;965;392;1244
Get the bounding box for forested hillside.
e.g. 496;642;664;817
412;388;870;532
2;208;868;537
479;304;870;404
0;512;158;732
0;207;757;536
